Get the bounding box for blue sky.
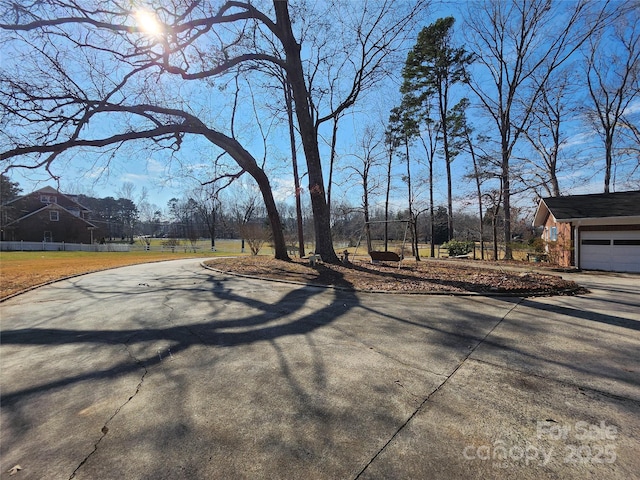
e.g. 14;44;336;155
4;0;638;219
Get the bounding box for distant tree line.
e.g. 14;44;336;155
77;195;138;242
158;190;536;258
1;172;536;258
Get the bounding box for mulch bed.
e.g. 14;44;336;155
205;256;585;296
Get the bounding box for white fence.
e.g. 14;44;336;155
0;241;130;252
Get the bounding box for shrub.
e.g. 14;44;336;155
162;238;181;247
240;223;269;255
528;237;546;253
442;239;474;257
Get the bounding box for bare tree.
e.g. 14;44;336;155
484;188;503;261
251;0;426;258
465;137;487;260
115;181;140;241
117;182;136;202
237;0;429;261
283;81;306;257
521;68;579;197
453;99;491;259
0;1;291;259
382;123;397;252
584;6;640;192
230;184;262;254
190;183;221;251
1;0;428;263
343;125;384;253
246;48;306;257
464;0;614;259
388;104;421;260
416;109;440;258
618;114;640;183
391;83;440;258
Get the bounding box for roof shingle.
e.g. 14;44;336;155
542;191;640;220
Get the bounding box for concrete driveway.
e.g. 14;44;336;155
1;259;638;479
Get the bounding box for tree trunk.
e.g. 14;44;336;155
405;138;420;261
364;211;372;254
285;81;305;257
604;133;613;193
250;173;288;260
274;1;338;263
384;149;392;252
210;207;216;250
550;154;560;197
412;215;420;261
362;167;373;253
405;139;413;256
469;140;485;260
501;135;513;260
446;154;453;242
327;116;339;216
492;215;498;261
429;156;435;258
440;90;454;242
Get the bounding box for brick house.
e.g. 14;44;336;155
533;191;640;272
1;186;101;243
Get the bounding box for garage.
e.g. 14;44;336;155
580;230;640;273
533;191;640;272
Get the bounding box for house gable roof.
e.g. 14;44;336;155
35;186;59;195
5;203;97;228
4;186;91;211
534;191;640;226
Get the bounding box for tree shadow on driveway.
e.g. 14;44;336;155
0;270;359;407
518;298;640;331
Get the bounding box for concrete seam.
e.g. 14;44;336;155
68;343;148;479
353;298;523;479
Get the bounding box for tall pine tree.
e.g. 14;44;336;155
401;17;472;242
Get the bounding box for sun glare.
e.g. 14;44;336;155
134;10;162;37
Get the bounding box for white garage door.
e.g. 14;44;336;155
580;230;640;273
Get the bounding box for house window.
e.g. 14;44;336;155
50;210;59;221
44;231;52;242
613;239;640;246
582;239;610;245
40;195;57;204
549;226;558;241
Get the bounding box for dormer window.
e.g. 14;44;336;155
40;195;57;204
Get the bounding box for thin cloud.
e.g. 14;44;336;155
623;99;640;115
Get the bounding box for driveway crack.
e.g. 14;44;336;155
353;297;523;479
69;343;148;479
